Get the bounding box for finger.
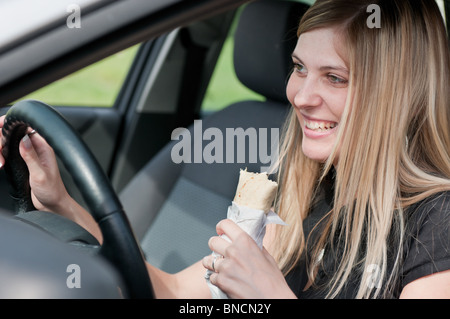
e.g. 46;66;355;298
0;115;6;129
215;219;246;242
0;146;4;169
209;272;219;286
19;134;44;177
208;236;231;257
0;115;6;167
202;255;214;271
202;254;224;272
0;127;37;169
24;131;54;162
202;255;211;270
26;128;36;135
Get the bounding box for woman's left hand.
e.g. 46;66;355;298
202;219;296;299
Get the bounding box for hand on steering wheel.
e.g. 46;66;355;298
0;118;103;242
0;100;154;298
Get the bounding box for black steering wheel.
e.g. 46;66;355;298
1;100;154;299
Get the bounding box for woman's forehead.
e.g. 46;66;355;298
294;27;349;70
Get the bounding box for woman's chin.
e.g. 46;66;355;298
301;143;338;164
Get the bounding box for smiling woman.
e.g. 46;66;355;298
0;0;448;300
272;0;450;299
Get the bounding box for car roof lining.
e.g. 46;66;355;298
0;0;112;55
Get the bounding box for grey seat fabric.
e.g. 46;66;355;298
120;0;309;274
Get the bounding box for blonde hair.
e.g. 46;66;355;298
273;0;450;298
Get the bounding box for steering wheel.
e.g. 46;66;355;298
1;100;154;299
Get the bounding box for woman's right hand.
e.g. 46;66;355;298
0;114;71;213
0;114;103;241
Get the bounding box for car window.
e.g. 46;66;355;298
201;12;264;113
21;44;139;107
201;0;315;113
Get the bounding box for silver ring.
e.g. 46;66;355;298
212;256;218;272
28;129;36;136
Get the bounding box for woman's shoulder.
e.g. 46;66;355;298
404;190;449;242
401;190;450;289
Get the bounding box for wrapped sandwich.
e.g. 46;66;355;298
233;169;278;213
205;169;286;299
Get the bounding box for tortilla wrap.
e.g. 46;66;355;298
233;169;278;213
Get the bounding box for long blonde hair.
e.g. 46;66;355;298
273;0;450;298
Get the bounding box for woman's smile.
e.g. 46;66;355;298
302;114;338;137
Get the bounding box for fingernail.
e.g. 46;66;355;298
22;134;32;149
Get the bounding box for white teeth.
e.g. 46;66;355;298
305;120;337;132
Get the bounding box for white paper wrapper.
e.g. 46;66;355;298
204;202;286;299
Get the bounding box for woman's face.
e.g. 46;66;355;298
286;27;349;164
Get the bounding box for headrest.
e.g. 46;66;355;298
233;0;309;103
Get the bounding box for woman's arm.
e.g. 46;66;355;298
400;270;450;299
147;260;212;299
151;222;292;299
54;193;103;243
0;117;212;298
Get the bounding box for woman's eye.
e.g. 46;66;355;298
293;63;306;74
328;74;348;85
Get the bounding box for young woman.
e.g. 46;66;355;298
0;0;449;298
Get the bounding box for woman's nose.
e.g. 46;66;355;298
292;78;322;109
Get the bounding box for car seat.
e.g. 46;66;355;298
119;0;309;273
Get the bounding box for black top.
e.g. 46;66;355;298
285;172;450;299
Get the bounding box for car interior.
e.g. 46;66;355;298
0;0;312;298
0;0;448;298
122;0;309;274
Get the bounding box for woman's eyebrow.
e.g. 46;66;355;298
292;53;348;74
319;65;349;74
291;53;301;61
